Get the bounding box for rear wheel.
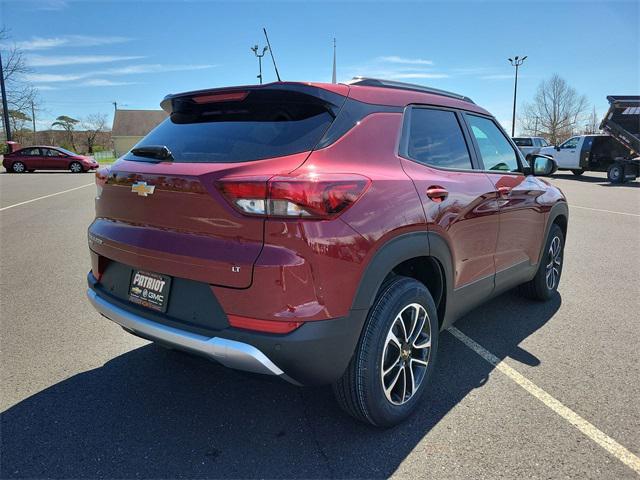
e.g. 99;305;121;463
607;163;624;184
571;169;584;176
69;161;83;173
11;162;26;173
333;276;439;427
519;224;564;301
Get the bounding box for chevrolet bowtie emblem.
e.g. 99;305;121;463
131;181;155;197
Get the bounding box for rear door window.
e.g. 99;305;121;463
466;115;521;173
20;148;41;156
403;107;473;170
127;89;339;163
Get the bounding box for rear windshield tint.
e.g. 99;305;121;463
126;90;338;163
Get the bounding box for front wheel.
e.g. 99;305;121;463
333;276;439;427
69;161;83;173
571;169;584;176
519;224;564;301
607;163;624;184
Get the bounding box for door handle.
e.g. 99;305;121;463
426;186;448;202
497;186;512;197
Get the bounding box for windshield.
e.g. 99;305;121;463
126;90;337;163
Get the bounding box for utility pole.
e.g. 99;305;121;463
31;99;36;143
113;101;118;113
508;55;527;137
0;49;11;142
332;38;337;84
251;44;269;84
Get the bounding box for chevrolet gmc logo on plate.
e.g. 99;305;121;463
131;181;155;196
128;270;171;312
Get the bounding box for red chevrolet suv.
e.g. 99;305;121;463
86;78;567;426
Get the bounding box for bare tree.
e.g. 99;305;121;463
519;74;588;145
52;115;79;150
584;106;600;134
82;113;109;153
1;27;38;138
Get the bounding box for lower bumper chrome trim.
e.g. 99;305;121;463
86;289;284;377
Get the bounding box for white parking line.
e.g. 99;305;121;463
448;327;640;476
571;205;640;217
0;183;94;212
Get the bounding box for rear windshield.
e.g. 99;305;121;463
513;137;533;146
126;90;338;163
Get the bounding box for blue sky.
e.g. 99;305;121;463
1;0;638;132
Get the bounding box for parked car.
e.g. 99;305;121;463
86;78;568;426
512;136;549;157
539;132;637;182
2;146;99;173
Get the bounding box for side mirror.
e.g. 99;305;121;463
555;146;561;151
528;154;557;176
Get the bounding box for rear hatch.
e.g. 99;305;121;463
90;83;347;288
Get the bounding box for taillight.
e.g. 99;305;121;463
217;174;371;219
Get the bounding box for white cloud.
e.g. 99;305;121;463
25;63;216;83
34;85;59;91
79;79;139;87
26;73;83;82
388;72;449;80
28;55;145;67
8;35;131;51
377;56;434;66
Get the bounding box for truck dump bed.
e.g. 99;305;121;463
600;95;640;156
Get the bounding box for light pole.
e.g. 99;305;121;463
251;44;269;84
508;55;527;137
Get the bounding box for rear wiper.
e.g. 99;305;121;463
130;145;174;161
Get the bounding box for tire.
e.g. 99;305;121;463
333;276;439;427
11;161;26;173
519;224;564;301
28;169;35;173
571;169;584;176
607;163;624;184
69;161;83;173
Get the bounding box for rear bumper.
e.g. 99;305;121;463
87;288;289;379
86;274;367;385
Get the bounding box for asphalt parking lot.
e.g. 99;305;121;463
1;170;638;479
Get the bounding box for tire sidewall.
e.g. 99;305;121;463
608;164;623;183
356;278;439;427
535;224;564;299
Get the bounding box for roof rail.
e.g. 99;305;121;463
347;77;475;104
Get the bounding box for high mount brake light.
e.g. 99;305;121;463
192;91;249;104
217;174;371;219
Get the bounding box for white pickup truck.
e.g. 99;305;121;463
539;134;635;182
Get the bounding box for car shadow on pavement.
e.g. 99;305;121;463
1;291;560;479
551;173;639;187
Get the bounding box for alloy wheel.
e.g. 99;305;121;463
545;236;562;290
380;303;432;405
70;163;82;173
13;162;25;173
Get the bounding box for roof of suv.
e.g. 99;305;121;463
162;79;490;116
